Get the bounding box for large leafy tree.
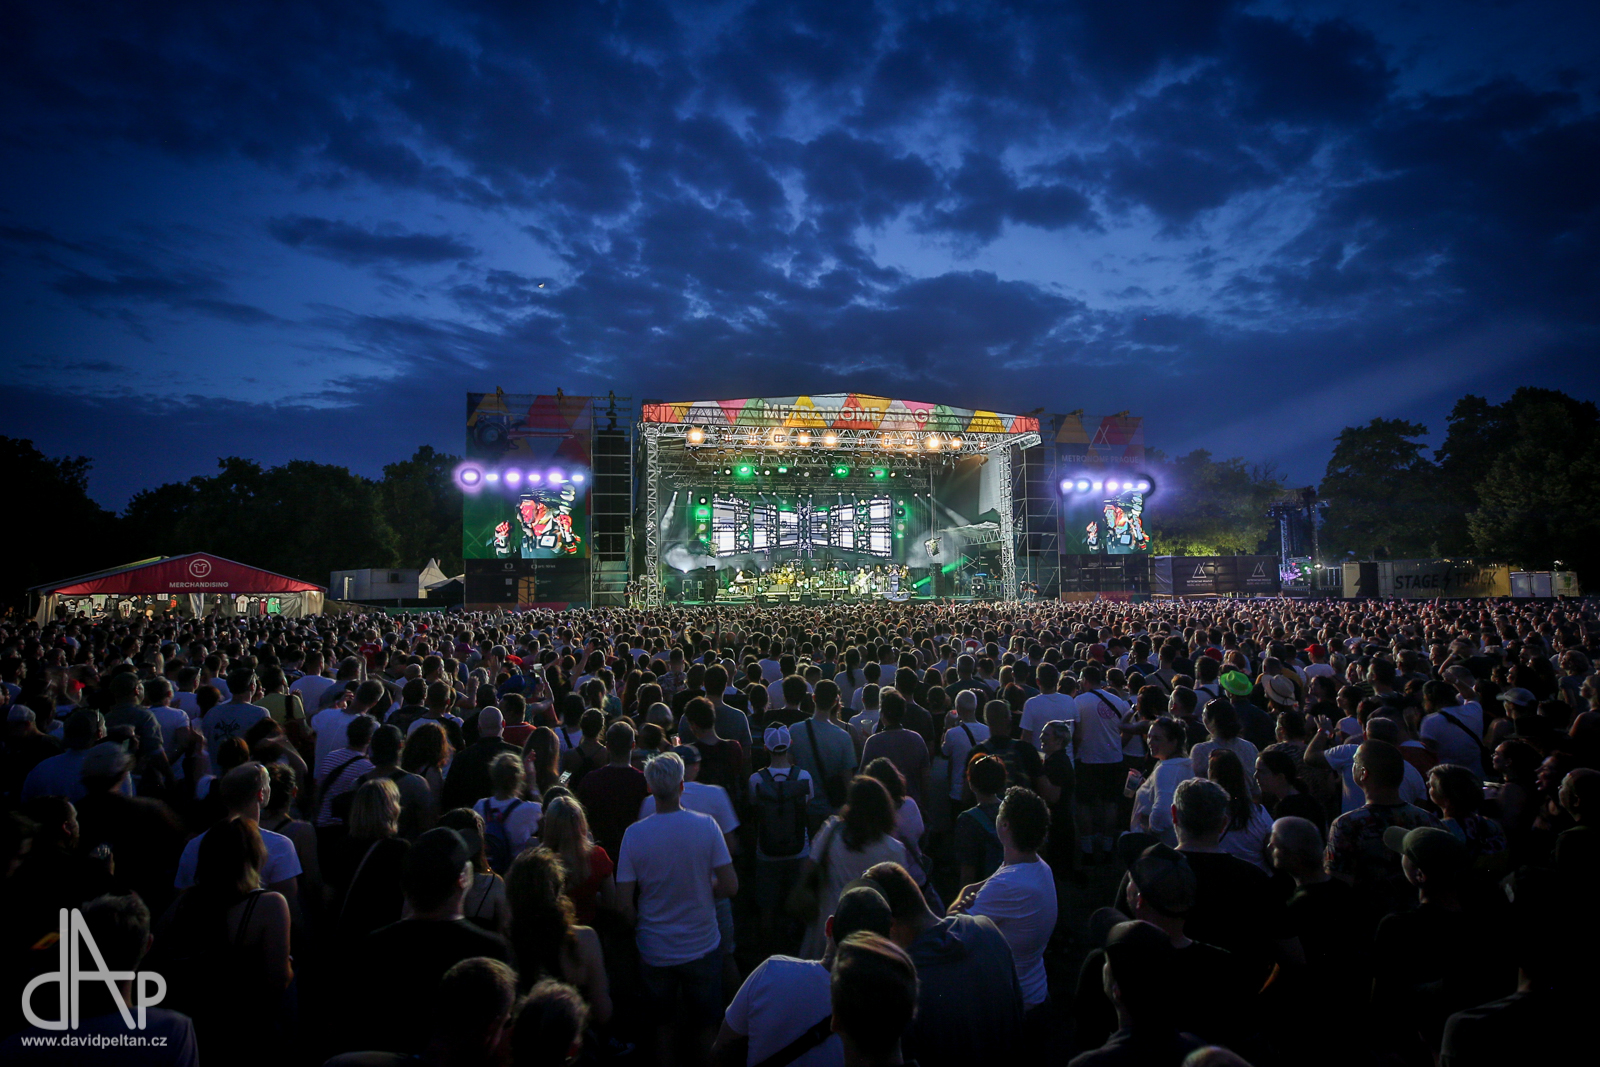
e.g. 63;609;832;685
1465;390;1600;576
1144;449;1283;556
2;436;120;600
125;458;399;585
1320;418;1440;560
380;446;463;574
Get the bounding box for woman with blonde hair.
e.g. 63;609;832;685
506;847;612;1021
538;794;616;924
334;778;410;939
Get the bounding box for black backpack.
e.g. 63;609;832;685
753;768;809;857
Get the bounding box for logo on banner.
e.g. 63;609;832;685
21;909;168;1031
1192;562;1208;579
187;558;212;578
1250;562;1267;578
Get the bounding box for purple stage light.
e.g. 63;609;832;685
458;466;483;488
527;472;543;484
548;470;565;484
504;468;523;485
485;471;501;483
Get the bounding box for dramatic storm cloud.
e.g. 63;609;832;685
1;0;1596;504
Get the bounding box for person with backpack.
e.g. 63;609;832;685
955;755;1008;886
474;752;542;874
748;725;813;952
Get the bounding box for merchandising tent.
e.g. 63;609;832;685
32;553;326;623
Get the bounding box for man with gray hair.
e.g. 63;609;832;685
616;752;738;1065
940;687;989;817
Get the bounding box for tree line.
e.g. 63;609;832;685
6;386;1596;603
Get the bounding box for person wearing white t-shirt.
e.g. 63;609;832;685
288;651;336;719
713;883;893;1067
617;752;738;1057
1419;681;1487;779
1072;666;1133;859
1018;664;1074;749
940;689;989;804
1308;716;1428;813
955;788;1057;1011
175;763;302;922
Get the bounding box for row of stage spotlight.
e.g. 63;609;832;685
1061;475;1154;494
455;465;587;490
685;427;968;451
712;463;903;478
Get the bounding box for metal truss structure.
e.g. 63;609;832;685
639;418;1039;605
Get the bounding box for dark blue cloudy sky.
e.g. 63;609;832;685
3;0;1597;507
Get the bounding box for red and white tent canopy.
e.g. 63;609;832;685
34;553;323;596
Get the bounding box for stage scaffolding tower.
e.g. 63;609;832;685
589;394;634;607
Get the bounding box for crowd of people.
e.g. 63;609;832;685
1;594;1596;1067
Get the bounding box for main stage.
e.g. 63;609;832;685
637;394;1042;608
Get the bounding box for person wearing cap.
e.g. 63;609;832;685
4;700;63;797
714;882;893;1067
1217;670;1274;751
747;724;814;949
1068;920;1205;1067
1076;844;1250;1052
358;826;514;1053
1370;826;1516;1055
72;738;188;918
442;706;522;811
617;752;737;1065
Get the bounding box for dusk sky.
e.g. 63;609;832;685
4;0;1597;508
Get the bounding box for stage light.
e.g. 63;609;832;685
889;471;898;477
736;465;753;477
770;430;788;447
871;468;887;479
949;436;964;450
1060;478;1073;493
686;427;706;445
485;471;501;483
823;433;838;448
527;472;543;485
1075;479;1090;492
880;433;895;448
777;466;788;473
834;465;850;477
1092;481;1102;491
1137;480;1152;492
698;496;708;505
797;432;812;447
504;468;523;486
762;468;771;476
902;433;916;448
548;470;565;484
572;473;585;484
723;468;732;475
925;435;942;450
458;467;482;487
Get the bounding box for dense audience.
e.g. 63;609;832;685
1;594;1596;1066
